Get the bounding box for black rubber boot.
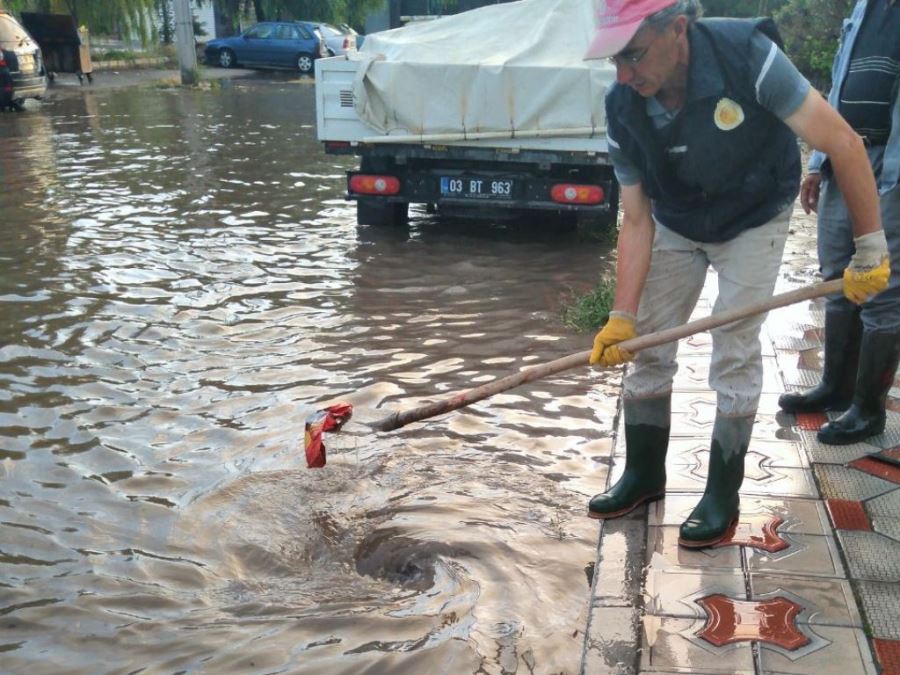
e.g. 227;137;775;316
818;329;900;445
679;414;754;548
589;396;670;519
778;306;862;414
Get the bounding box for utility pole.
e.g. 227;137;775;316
173;0;198;85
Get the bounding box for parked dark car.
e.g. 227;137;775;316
204;21;327;74
0;10;46;111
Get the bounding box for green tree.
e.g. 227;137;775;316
4;0;156;38
774;0;853;89
703;0;788;17
202;0;385;32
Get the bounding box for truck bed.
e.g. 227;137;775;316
315;56;611;155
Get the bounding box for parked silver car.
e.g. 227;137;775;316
318;23;360;56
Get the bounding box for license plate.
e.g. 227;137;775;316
17;53;35;73
440;176;515;200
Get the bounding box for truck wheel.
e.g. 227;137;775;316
357;199;409;227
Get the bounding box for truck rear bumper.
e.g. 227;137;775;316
346;168;618;214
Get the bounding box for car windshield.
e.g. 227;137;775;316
0;15;26;44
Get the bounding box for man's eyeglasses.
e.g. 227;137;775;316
606;29;662;66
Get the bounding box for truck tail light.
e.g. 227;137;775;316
550;183;604;205
0;57;6;68
349;175;401;196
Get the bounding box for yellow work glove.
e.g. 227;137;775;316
843;230;891;305
589;311;637;367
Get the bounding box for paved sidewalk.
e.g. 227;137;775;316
582;237;900;674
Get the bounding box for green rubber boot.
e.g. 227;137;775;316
778;306;861;414
588;396;670;520
678;413;753;548
818;329;900;445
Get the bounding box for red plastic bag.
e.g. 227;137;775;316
304;402;353;468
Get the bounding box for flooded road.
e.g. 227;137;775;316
0;77;624;673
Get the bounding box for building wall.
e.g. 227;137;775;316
192;1;216;39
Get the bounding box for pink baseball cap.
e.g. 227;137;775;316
584;0;678;60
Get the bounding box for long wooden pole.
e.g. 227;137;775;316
371;279;843;432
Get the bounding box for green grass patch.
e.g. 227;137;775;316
561;276;616;333
95;49;137;62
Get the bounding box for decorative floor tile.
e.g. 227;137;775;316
773;329;822;352
647;526;742;571
639;616;756;673
696;594;808;649
757;393;789;416
672;356;783;395
677;331;714;357
749;439;809;469
813;465;896;501
796;412;828;431
648;496;829;536
662;458;816;499
713;515;789;552
781;367;827;389
848;457;900;485
873;638;900;675
825;499;872;531
866;489;900;541
799;430;875;465
836;531;900;582
748;575;863;628
744;533;845;579
644;570;746;619
854;581;900;641
757;625;877;675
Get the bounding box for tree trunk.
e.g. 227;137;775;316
252;0;266;22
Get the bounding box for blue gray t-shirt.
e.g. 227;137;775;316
609;31;811;186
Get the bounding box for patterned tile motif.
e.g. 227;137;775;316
814;464;896;501
797;412;828;431
826;499;872;531
837;531;900;583
848;457;900;485
855;582;900;641
782;367;828;388
866;489;900;541
874;638;900;675
714;516;789;553
696;594;809;649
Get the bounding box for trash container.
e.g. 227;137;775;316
20;12;93;84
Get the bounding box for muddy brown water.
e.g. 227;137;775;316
0;77;633;673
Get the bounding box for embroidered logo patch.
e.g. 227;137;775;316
714;98;745;131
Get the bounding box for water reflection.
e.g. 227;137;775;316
0;78;622;673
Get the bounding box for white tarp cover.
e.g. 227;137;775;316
351;0;615;137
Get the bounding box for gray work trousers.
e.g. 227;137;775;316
624;210;791;416
818;146;900;331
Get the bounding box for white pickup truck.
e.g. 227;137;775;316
314;0;619;228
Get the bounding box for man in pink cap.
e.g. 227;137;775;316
583;0;891;548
